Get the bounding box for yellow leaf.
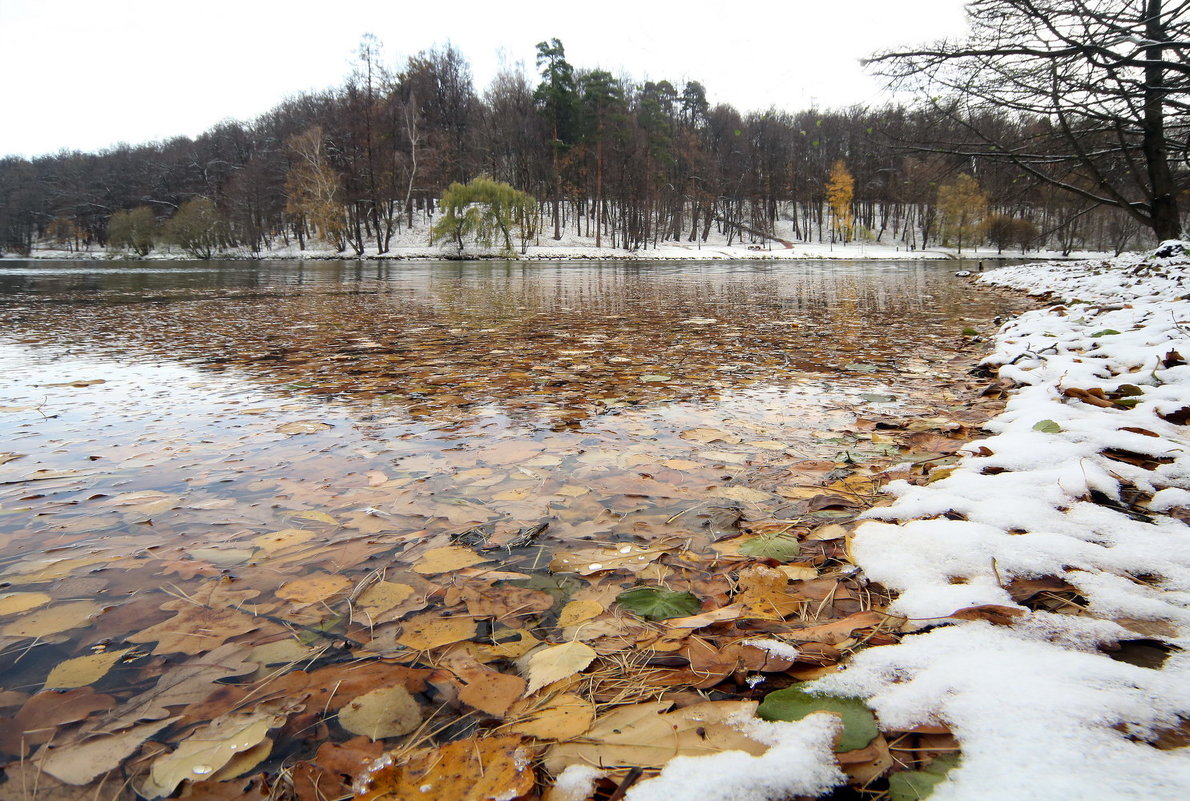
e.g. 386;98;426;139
338;686;423;740
44;648;131;689
507;693;594;740
0;591;51;617
356;581;415;613
397;613;477;651
710;486;773;504
2;601;105;638
276;573;352;604
140;711;280;798
412;546;489;574
293;510;337;524
252;529;314;553
276;420;331;434
40;718;176;785
556;600;603;628
519;642;597;695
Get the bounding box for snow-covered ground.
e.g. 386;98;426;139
9;215;1112;262
617;244;1190;799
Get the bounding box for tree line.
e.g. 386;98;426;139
1;24;1184;258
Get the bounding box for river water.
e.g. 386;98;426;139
0;259;1032;787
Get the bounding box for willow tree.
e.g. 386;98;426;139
431;177;539;254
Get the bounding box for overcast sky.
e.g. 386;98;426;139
0;0;970;159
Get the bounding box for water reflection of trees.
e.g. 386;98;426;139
0;262;1029;427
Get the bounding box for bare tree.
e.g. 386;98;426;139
867;0;1190;241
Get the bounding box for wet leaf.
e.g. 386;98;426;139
276;573;352;604
739;533;801;562
338;685;423;740
44;648;132;689
888;755;961;801
356;581;416;613
1;600;105;638
543;701;766;774
276;420;332;434
412;545;490;574
357;735;535;801
556;599;604;627
128;604;258;655
616;586;701;621
457;668;527;717
0;591;51;616
39;718;175;785
757;685;878;751
520;641;597;695
711;486;772;504
1089;329;1121;337
140;710;283;798
1032;419;1062;433
507;692;594;740
397;612;477;650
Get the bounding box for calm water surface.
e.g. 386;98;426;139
0;258;1030;697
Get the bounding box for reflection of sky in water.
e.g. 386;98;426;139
0;259;1031;554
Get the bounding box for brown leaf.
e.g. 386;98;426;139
357;735;535;801
948;604;1026;625
786;611;887;645
456;668;527;717
128;604;259;655
0;687;116;756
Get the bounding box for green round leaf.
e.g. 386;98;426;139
1032;419;1062;434
615;587;701;621
1090;329;1121;338
888;755;960;801
757;684;878;752
739;534;801;562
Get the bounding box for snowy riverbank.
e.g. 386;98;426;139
616;244;1190;800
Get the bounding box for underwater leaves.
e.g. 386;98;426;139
616;586;701;621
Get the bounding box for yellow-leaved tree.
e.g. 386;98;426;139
937;173;988;254
825;161;855;244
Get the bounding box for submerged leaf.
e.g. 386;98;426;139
757;684;878;752
338;685;423;740
616;586;701;621
739;534;801;562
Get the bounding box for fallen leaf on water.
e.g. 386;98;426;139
738;533;801;562
549;546;663;576
276;573;352;605
338;686;423;740
39;718;176;785
616;586;701;621
357;735;535;801
293;510;338;524
456;668;527;717
506;692;594;740
139;710;284;798
128;604;258;655
0;687;116;755
711;486;773;504
1;600;105;638
519;641;597;695
44;648;131;690
0;591;51;616
252;528;314;553
663;603;746;629
679;427;740;444
0;451;24;464
556;600;603;628
543;700;765;774
356;581;416;613
276;420;332;434
396;612;477;651
412;546;490;574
